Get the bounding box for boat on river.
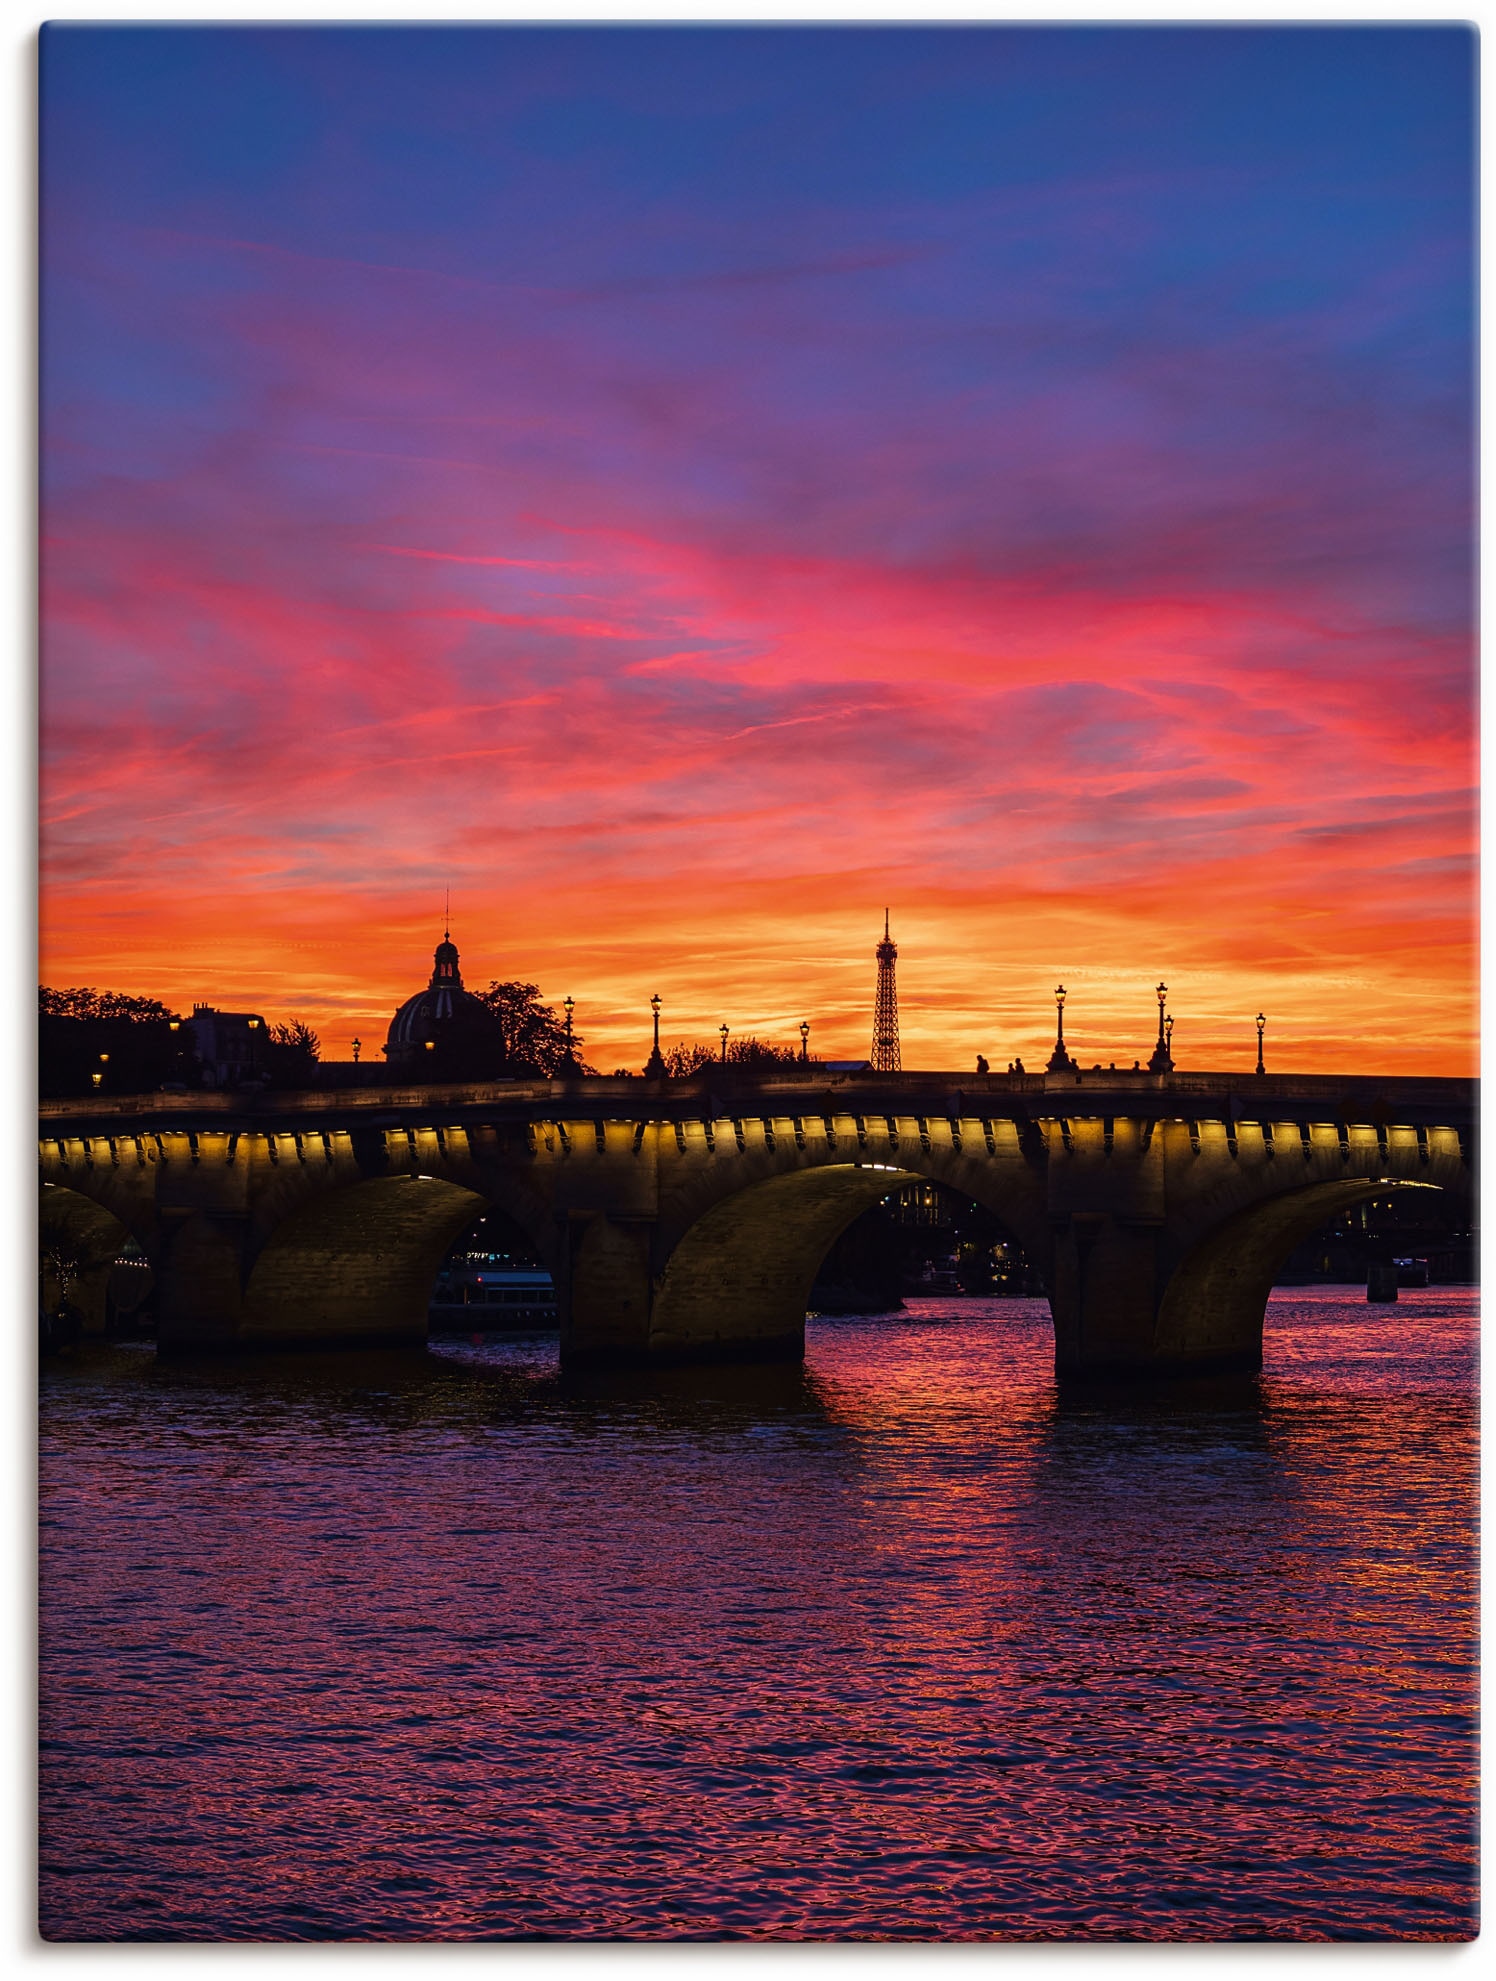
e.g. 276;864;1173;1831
429;1266;557;1331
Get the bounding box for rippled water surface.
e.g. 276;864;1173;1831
40;1289;1477;1941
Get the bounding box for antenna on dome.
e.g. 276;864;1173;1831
444;887;450;940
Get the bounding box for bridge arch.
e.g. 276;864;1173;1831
40;1182;140;1336
1155;1176;1451;1368
584;1150;1051;1365
646;1163;928;1360
656;1136;1052;1268
237;1173;488;1348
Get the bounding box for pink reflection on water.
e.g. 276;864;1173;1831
39;1289;1476;1940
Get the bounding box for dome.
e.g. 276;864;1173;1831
384;932;506;1075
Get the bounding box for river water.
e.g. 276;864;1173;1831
39;1288;1476;1941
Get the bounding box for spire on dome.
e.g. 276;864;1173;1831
430;925;462;987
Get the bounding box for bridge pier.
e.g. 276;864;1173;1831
155;1211;249;1351
1046;1212;1226;1381
559;1212;656;1364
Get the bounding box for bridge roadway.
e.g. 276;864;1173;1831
39;1066;1474;1379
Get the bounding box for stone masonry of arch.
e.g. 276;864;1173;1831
39;1069;1474;1376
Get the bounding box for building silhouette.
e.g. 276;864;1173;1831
187;1004;269;1087
384;927;505;1076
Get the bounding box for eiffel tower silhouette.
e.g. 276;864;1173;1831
870;910;900;1072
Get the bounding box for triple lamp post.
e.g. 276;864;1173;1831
1147;982;1173;1073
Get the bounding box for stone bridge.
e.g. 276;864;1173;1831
39;1068;1474;1379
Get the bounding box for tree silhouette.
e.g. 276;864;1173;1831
40;987;174;1022
39;985;193;1096
267;1020;320;1084
474;981;595;1075
663;1035;810;1076
663;1041;716;1076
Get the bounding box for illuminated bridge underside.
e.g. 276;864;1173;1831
38;1070;1474;1378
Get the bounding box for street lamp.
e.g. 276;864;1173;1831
799;1021;810;1063
351;1036;361;1064
1256;1011;1266;1077
1047;983;1074;1073
719;1023;729;1064
646;994;665;1077
1165;1013;1174;1067
563;996;575;1068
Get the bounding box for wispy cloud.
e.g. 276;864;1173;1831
38;25;1475;1070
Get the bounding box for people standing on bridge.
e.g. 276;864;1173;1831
976;1054;989;1074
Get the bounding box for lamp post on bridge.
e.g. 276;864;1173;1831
719;1023;729;1065
351;1036;361;1065
1256;1011;1266;1077
549;995;578;1074
1047;984;1075;1073
799;1021;810;1064
1148;983;1173;1073
645;994;666;1078
1165;1013;1174;1069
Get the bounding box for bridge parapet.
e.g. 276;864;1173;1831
38;1068;1477;1132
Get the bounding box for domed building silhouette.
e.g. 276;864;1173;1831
384;927;506;1077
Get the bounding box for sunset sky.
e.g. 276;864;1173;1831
40;25;1475;1074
